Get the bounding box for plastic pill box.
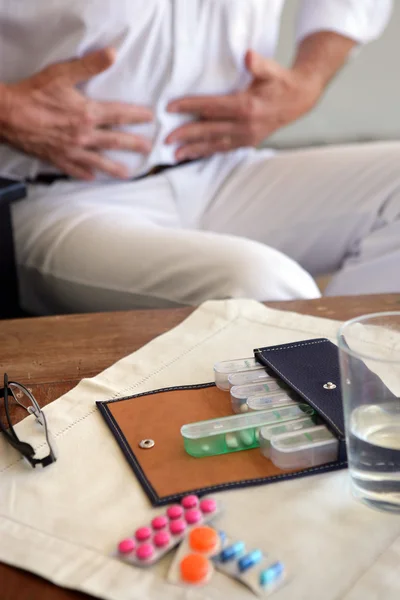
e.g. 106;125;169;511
181;404;315;458
242;394;296;414
269;425;339;470
231;385;293;413
231;382;287;403
227;369;273;389
214;358;266;391
258;416;317;458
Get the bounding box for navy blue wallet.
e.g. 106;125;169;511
254;337;347;463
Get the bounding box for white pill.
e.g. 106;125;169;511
239;430;254;446
226;434;240;449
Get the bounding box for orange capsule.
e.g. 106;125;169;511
180;553;211;584
189;526;219;554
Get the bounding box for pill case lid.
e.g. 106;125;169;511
181;404;315;440
231;381;285;401
271;425;336;453
259;416;316;443
214;357;261;375
247;395;295;411
228;369;272;388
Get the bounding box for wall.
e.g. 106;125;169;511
267;0;400;147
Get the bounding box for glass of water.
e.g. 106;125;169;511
338;312;400;513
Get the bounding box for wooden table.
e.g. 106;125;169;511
1;294;400;600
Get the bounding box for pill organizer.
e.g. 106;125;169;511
213;535;286;597
227;369;273;389
231;387;294;413
236;394;296;414
259;416;317;458
214;357;266;391
116;495;220;566
231;381;287;403
270;425;339;470
167;525;222;587
181;404;315;458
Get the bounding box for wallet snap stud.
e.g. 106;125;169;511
139;439;155;449
323;382;336;390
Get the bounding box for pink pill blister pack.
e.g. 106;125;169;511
116;495;220;567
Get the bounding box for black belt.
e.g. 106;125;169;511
26;161;195;185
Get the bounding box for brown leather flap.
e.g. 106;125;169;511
104;384;299;502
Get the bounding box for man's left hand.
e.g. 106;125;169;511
166;50;323;161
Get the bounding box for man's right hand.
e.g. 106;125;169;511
0;48;153;180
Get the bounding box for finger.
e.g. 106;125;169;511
166;121;237;144
167;94;247;120
92;101;153;126
71;149;130;179
245;50;282;81
86;129;152;153
176;137;240;161
53;158;95;181
57;47;116;85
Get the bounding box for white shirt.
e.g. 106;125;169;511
0;0;392;180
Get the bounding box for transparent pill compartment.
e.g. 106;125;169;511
227;369;274;389
230;381;288;402
232;390;293;414
259;416;317;458
245;395;297;413
181;404;315;458
214;358;264;391
269;425;339;470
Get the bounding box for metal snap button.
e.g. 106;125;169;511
323;382;337;390
139;439;155;449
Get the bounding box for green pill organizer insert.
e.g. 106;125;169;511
181;404;315;458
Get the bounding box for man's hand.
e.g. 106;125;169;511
166;49;324;161
0;48;153;180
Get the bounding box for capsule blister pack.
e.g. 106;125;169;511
213;535;286;597
115;495;220;567
181;404;315;457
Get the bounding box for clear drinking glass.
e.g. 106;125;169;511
338;312;400;513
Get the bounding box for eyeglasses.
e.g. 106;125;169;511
0;373;56;468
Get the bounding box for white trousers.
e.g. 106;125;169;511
12;142;400;315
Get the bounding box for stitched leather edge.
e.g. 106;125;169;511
255;338;344;438
97;382;347;507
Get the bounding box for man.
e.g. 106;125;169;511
0;0;398;314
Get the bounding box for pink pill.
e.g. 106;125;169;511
151;515;168;530
118;538;136;555
185;508;202;525
153;530;171;548
167;505;183;520
200;498;217;514
136;543;155;561
135;526;152;542
181;495;199;509
170;519;187;536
